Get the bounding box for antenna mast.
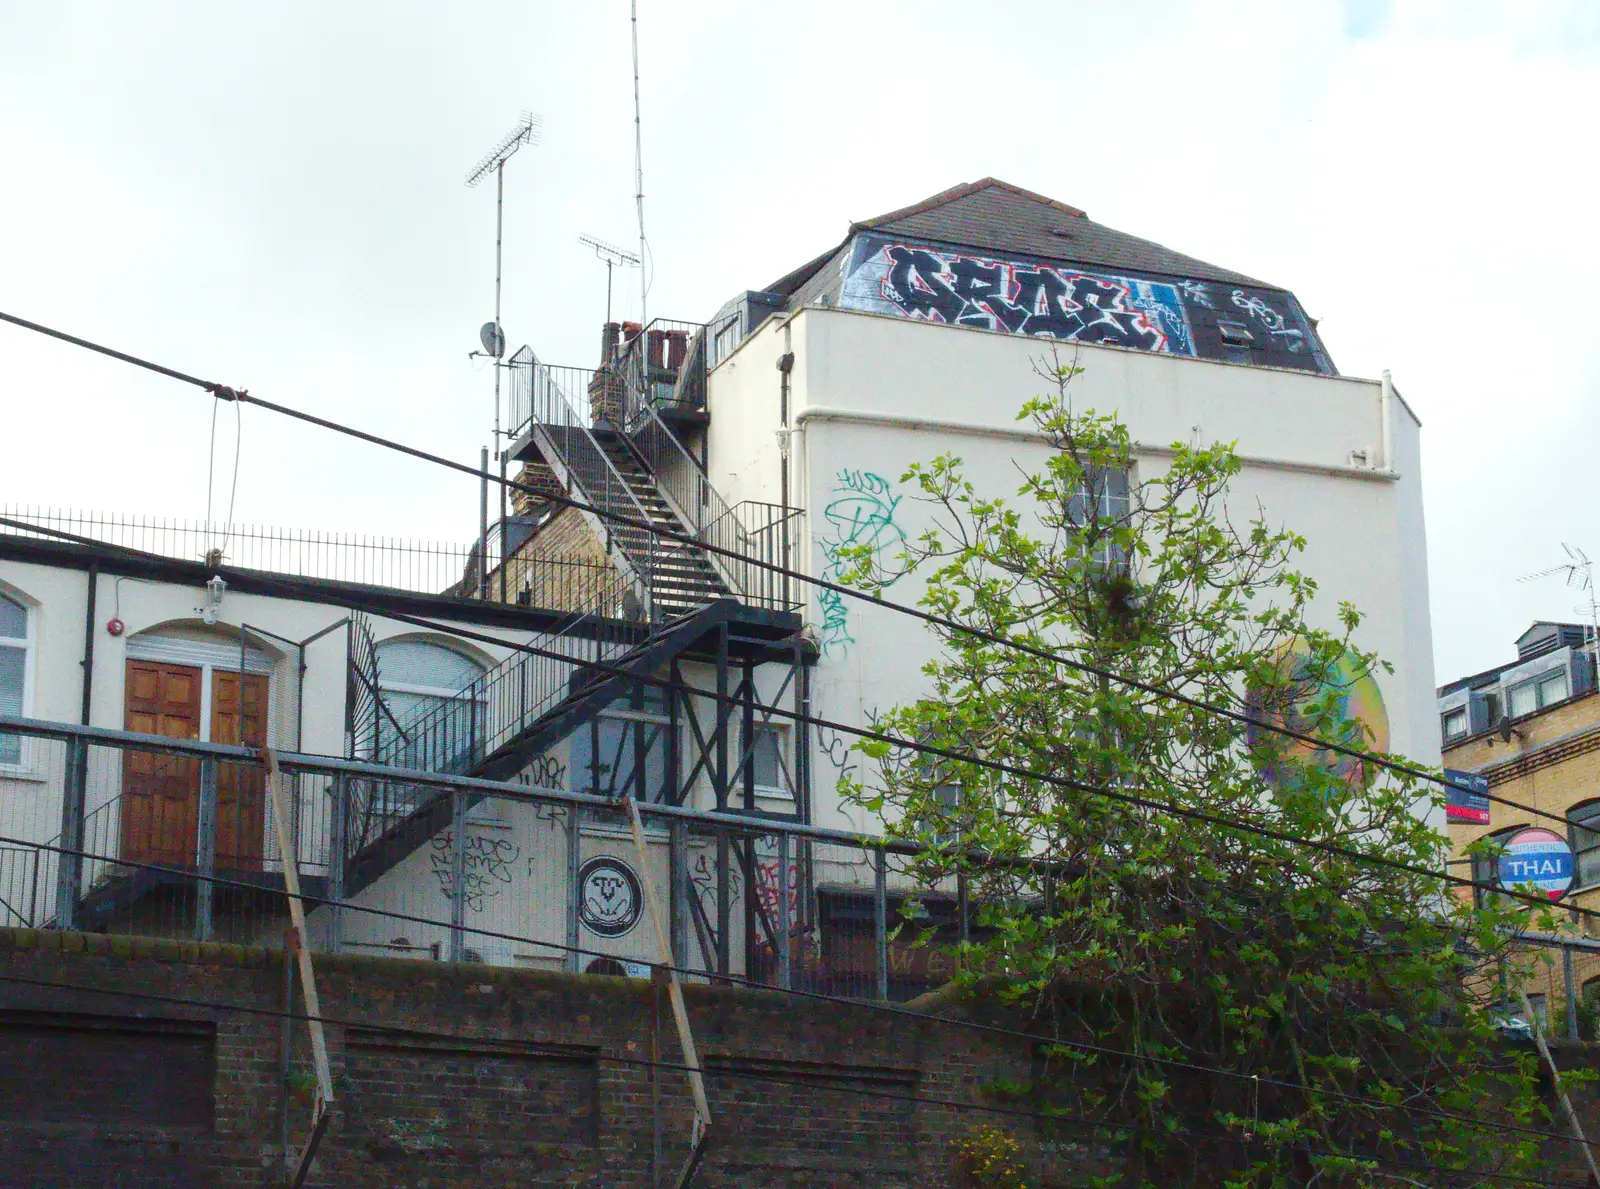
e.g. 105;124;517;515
578;234;642;326
465;112;541;451
1520;543;1600;681
631;0;648;327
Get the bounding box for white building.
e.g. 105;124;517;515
0;178;1435;994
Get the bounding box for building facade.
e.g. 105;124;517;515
0;177;1437;995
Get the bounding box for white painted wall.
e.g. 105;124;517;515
707;306;1440;837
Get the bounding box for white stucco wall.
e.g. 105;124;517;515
707;306;1439;837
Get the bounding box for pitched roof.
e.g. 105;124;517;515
852;178;1272;288
766;178;1277;301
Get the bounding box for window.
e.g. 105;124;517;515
1441;707;1468;743
374;640;486;770
1507;668;1570;720
1538;669;1570;708
570;680;669;800
1066;466;1131;569
0;592;31;766
750;723;789;794
1571;802;1600;889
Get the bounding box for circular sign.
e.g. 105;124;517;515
1498;828;1574;901
578;856;642;938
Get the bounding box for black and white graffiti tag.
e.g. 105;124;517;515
577;856;643;938
1230;290;1305;352
879;244;1170;350
428;832;520;913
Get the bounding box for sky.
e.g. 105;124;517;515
1;0;1597;684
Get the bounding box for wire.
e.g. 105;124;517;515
0;967;1578;1188
0;824;1584;1154
0;511;1590;931
0;306;1529;829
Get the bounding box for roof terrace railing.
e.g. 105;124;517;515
1;505;475;596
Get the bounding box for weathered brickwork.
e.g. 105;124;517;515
0;928;1096;1188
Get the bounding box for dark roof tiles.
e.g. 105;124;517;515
852;178;1271;288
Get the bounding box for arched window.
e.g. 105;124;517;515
373;639;486;770
0;591;33;767
1570;801;1600;890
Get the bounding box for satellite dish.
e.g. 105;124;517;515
479;321;506;359
1498;715;1515;744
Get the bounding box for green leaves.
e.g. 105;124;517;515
840;365;1547;1186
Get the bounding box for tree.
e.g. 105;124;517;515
841;360;1550;1187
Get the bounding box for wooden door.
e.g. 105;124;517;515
210;671;267;871
122;661;203;867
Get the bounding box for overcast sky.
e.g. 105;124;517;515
2;0;1597;684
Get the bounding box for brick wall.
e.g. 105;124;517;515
0;929;1100;1188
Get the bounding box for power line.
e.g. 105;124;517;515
0;511;1588;930
0;307;1530;828
0;968;1577;1189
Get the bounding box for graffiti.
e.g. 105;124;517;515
818;470;906;657
577;856;642;938
428;831;520;912
756;855;802;925
839;234;1192;355
816;725;857;781
689;847;741;924
837;232;1333;375
1231;290;1305;352
520;753;567;790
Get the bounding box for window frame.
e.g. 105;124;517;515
1441;706;1468;743
0;589;37;776
747;720;792;800
1570;800;1600;891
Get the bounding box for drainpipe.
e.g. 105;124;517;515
1379;369;1395;472
79;563;98;725
777;339;795;607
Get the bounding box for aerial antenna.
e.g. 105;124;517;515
465;111;542;452
631;1;648;327
1520;543;1600;681
578;234;641;325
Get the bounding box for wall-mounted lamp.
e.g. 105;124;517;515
197;575;227;626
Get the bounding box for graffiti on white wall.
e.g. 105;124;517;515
818;469;906;657
429;831;520;912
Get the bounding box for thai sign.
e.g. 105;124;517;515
1498;828;1574;901
836;232;1333;374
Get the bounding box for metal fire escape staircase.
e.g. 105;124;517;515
337;325;800;899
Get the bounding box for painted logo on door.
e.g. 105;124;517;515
578;856;643;938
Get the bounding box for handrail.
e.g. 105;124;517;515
507;347;665;617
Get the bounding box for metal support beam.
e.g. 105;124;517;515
1566;942;1580;1042
449;790;467;962
741;661;756;977
565;806;583;973
670;819;688;968
716;829;730;978
777;832;791;990
326;775;346;953
53;736;88;931
874;849;888;1002
195;757;218;943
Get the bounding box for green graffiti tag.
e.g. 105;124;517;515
818;469;905;656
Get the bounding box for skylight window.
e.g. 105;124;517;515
1218;321;1254;346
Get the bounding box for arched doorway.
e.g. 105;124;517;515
120;625;277;871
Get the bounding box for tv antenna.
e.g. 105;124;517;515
465;111;541;452
578;234;641;325
1520;542;1600;679
631;0;648;327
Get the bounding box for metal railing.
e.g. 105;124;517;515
614;319;707;426
0;713;983;998
1;505;474;595
628;408;798;611
506;349;670;618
